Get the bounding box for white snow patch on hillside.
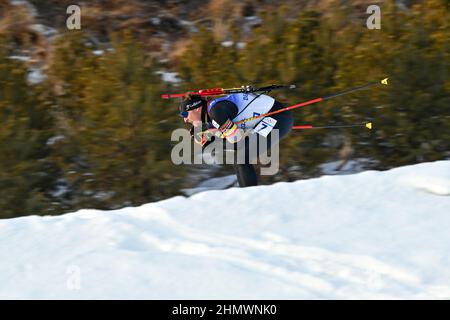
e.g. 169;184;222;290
0;161;449;299
27;68;47;84
156;71;182;84
181;174;237;196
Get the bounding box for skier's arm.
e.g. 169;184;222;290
209;100;243;143
190;124;217;147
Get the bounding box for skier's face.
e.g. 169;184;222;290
184;107;202;126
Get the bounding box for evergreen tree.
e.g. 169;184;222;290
0;38;57;218
50;31;186;210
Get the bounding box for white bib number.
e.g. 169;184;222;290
253;117;277;137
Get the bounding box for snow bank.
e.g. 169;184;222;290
0;161;449;299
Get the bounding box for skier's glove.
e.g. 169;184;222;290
217;120;245;143
191;125;215;147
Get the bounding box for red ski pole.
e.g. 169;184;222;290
235;78;388;126
292;123;373;130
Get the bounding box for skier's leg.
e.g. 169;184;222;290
265;108;294;147
248;107;294;163
234;164;258;187
231;103;293;187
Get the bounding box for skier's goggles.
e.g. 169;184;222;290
179;111;189;118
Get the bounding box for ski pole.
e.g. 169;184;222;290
194;122;372;142
235;78;388;126
292;122;373;130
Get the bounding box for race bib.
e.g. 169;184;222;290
253;117;277;137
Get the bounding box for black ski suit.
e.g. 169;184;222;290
204;98;293;187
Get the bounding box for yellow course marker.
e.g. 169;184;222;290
381;78;389;85
366;122;373;130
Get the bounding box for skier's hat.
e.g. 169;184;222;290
179;94;206;113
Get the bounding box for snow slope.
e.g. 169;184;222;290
1;161;449;299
